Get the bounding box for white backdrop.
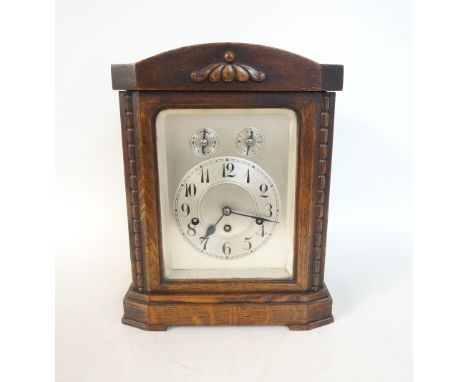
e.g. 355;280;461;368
56;0;412;381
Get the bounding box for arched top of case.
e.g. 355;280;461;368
111;42;343;92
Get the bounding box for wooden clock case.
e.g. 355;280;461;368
111;43;343;330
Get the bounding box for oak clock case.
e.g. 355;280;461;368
111;43;343;331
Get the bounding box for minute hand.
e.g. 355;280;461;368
230;210;278;223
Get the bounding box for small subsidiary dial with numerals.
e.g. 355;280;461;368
235;127;264;157
174;156;280;259
190;128;219;156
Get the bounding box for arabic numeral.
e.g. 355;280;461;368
180;203;190;217
222;162;235;177
256;224;265;237
243;237;252;250
185;183;197;197
259;183;269;198
245;169;250;183
265;203;273;217
199;236;209;250
222;242;232;255
199;168;209;183
187;223;196;236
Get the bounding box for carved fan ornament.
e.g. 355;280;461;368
191;51;266;83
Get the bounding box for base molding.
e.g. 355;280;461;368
121;317;167;331
288;316;334;331
122;285;333;331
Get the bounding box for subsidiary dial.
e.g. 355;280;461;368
190;128;219;156
235;127;264;157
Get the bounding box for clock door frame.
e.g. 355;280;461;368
120;90;336;294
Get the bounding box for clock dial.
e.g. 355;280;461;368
235;127;264;157
190;128;219;156
174;157;280;259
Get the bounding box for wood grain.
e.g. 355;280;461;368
111;43;343;91
119;91;139;291
122;284;333;331
310;92;336;290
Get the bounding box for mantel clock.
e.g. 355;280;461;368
111;43;343;330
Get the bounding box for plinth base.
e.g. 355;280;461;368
122;285;333;331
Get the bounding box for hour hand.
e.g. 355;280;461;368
201;224;216;239
200;208;229;239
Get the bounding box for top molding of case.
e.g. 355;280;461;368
111;43;343;92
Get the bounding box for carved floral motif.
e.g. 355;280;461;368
191;51;266;83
